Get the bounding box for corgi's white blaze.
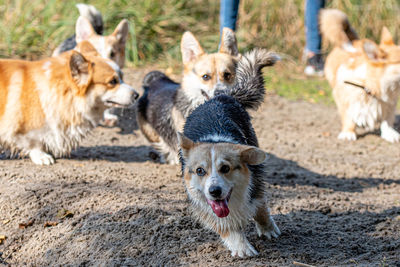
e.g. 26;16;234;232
204;147;232;200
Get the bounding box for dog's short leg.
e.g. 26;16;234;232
338;113;357;141
137;112;161;143
29;149;55;165
220;230;258;257
381;120;400;143
254;205;281;240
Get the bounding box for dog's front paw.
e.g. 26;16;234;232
230;242;259;258
222;232;259;258
338;131;357;141
29;150;55;165
255;215;281;239
381;121;400;143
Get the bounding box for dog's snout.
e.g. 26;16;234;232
209;186;222;198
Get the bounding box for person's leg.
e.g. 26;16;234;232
304;0;325;76
220;0;240;34
305;0;325;54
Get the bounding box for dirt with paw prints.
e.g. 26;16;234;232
0;68;399;266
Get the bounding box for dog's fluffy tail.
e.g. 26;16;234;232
217;48;279;111
320;9;359;49
76;3;104;35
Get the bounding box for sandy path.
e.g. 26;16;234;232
0;68;399;266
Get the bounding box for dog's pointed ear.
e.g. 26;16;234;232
380;26;394;46
75;40;100;57
76;16;96;43
112;19;129;44
238;145;266;165
76;3;103;35
362;40;386;61
69;51;93;95
177;133;196;158
219;27;239;56
181;31;204;64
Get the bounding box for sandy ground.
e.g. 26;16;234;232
0;68;399;267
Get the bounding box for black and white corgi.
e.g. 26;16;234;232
178;49;281;257
137;28;240;164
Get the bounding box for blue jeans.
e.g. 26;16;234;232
305;0;325;54
220;0;240;34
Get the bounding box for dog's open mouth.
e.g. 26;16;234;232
206;189;232;218
104;100;129;108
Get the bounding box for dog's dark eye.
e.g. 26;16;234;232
110;51;116;58
109;78;119;86
202;74;211;81
196;167;206;176
220;165;230;174
223;72;231;80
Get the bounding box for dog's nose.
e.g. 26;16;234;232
209;186;222;198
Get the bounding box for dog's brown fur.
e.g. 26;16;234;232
321;9;400;142
0;42;137;164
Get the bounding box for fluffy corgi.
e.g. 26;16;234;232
0;41;138;165
53;3;129;68
178;49;281;257
321;9;400;142
137;28;240;164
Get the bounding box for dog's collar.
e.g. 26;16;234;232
344;80;374;97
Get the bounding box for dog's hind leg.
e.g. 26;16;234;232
138;112;179;164
151;138;179;165
254;202;281;240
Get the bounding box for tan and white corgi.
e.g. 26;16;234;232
179;49;281;257
321;9;400;142
53;4;129;68
137;28;240;164
0;41;139;165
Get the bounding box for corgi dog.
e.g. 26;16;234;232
53;4;129;68
178;49;281;257
0;41;139;165
137;28;240;164
321;9;400;142
53;3;129;127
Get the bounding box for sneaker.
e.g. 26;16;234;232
304;54;324;76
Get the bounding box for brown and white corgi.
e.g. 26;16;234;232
0;41;139;165
178;49;281;257
137;28;240;164
321;9;400;142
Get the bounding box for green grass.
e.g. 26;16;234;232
264;67;333;105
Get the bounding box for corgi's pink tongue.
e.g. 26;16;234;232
207;198;230;218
